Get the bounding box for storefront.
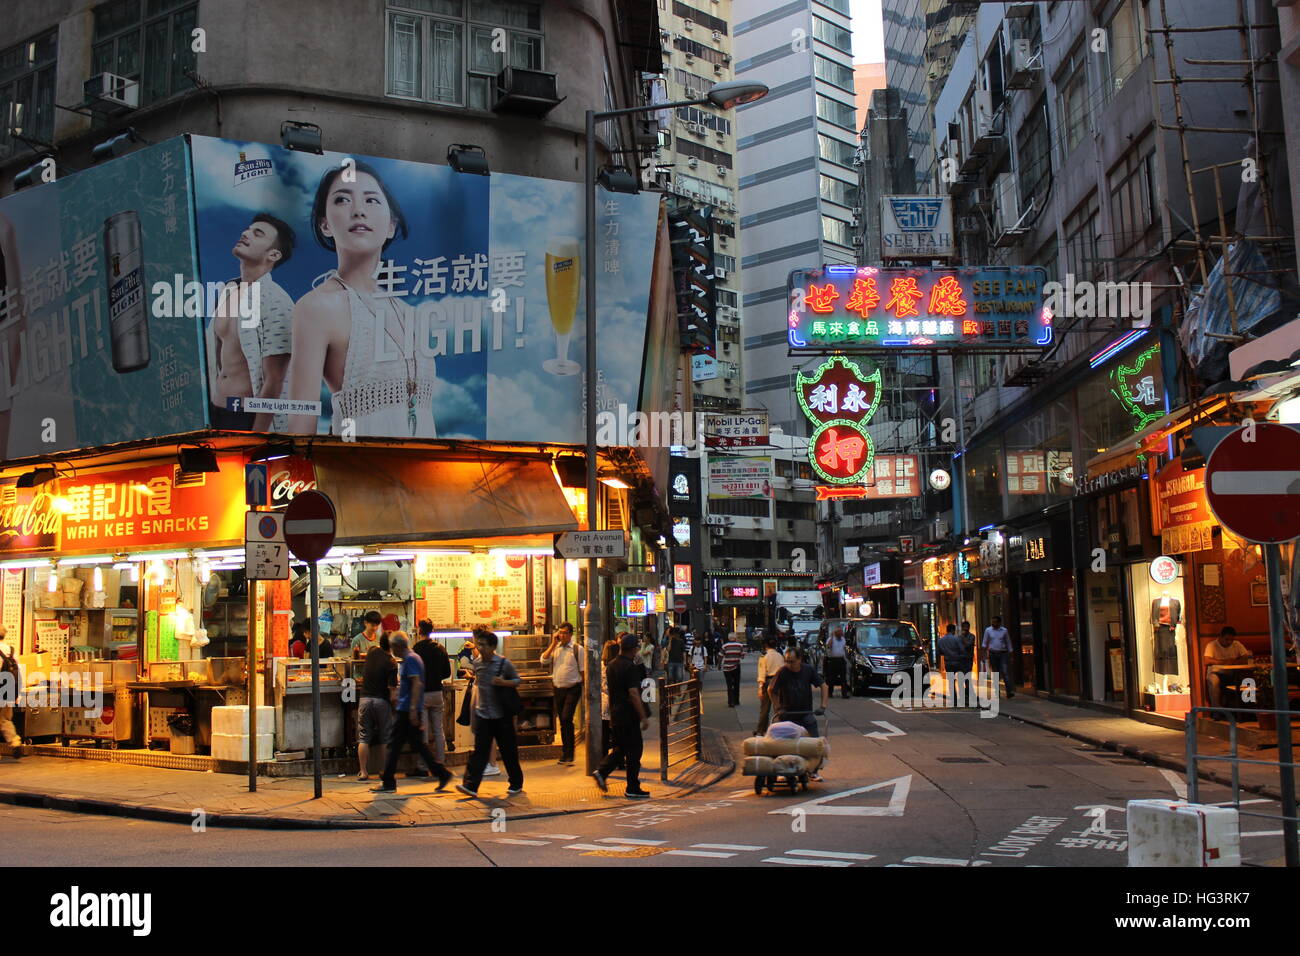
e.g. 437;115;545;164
1005;515;1077;696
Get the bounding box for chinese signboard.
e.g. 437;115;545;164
795;355;882;484
864;454;919;498
0;138;207;459
704;412;769;448
880;196;955;259
673;563;692;595
922;556;953;591
708;455;773;499
721;585;760;601
190;135;662;444
787;265;1051;351
1110;343;1163;432
0;457;247;556
1006;450;1074;495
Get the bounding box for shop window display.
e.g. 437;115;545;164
1130;561;1190;717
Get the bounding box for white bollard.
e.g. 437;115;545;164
1127;799;1241;867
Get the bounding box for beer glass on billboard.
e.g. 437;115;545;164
543;236;580;376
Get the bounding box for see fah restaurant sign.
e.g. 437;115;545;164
788;265;1051;351
881;195;955;259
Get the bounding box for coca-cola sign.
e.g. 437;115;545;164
266;457;317;506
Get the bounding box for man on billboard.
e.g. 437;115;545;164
283;161;438;438
206;213;296;431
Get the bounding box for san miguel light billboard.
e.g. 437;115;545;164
787;264;1051;352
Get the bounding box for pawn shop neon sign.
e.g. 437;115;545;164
795;355;882;485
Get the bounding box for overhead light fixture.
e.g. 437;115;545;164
599;476;632;489
341;558;354;577
447;143;489;175
130;563;140;583
93;566;104;592
177;445;219;474
51;496;74;513
281;120;323;154
247;440;294;462
597;165;639;193
15;467;56;488
705;80;770;109
48;567;58;592
91;127;147;163
13;156;53;190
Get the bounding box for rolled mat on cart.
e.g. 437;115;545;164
742;736;826;759
744;754;820;776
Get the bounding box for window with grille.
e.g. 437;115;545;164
1108;132;1159;257
1016;97;1051;214
1054;43;1090;155
1063;192;1101;281
386;0;543;110
92;0;197;106
1101;0;1147;101
0;30;56;158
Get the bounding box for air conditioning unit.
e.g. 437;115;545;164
993;171;1030;247
492;67;561;117
685;53;694;63
685;86;700;100
957;215;982;234
971;89;998;153
688;157;699;168
718;235;729;246
684;20;694;31
716;164;727;176
971;186;994;214
82;72;139;114
715;63;724;76
712;30;722;41
715;267;727;279
1007;39;1042;90
850;214;860;228
723;53;732;64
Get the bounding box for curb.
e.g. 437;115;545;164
0;731;736;830
1001;710;1286;803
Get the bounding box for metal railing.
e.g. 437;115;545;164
1186;705;1299;865
658;676;702;782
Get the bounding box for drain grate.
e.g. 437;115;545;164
937;756;990;764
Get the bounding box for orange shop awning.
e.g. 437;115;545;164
312;450;578;546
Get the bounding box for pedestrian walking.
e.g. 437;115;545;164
372;633;452;793
981;616;1015;698
355;635;396;781
664;626;687;685
412;619;452;765
591;632;651;799
690;636;707;674
753;635;785;736
0;625;22;760
457;629;525;798
637;633;655;674
540;621;584;766
600;636;622;758
768;647;828;738
937;624;972;685
721;630;745;707
822;625;851;700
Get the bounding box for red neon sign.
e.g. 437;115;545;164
885;276;923;319
845;277;881;317
816;427;868;479
926;275;968;316
815;485;869;500
806;283;839;313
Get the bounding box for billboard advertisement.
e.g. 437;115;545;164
189;136;661;443
704;412;769;448
788;265;1050;351
0;138;207;459
708;455;773;499
880;196;955;259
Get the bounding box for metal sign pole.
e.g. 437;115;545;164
1265;542;1298;866
246;571;257;793
309;559;323;800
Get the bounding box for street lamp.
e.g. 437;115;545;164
582;79;768;774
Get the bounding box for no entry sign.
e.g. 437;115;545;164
1205;423;1300;543
283;490;337;562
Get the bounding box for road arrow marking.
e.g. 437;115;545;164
902;856;991;866
1158;767;1188;800
769;775;913;817
864;720;906;740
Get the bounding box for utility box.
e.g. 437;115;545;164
1127;800;1241;867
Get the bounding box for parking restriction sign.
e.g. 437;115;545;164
245;511;289;580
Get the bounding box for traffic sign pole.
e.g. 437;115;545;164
1266;543;1298;867
246;505;258;793
308;559;323;799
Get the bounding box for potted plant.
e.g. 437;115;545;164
1254;667;1276;732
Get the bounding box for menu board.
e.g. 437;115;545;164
415;555;530;630
34;617;69;661
145;610;159;661
1;569;23;645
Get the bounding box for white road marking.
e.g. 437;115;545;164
597;837;667;846
491;838;550;846
1158;768;1188;800
664;849;737;858
769;775;912;817
563;843;638;852
864;720;906;740
1242;830;1284;838
692;843;767;851
1209;799;1272;807
786;849;876;860
530;833;582;839
762;857;854;867
728;789;753;798
902;856;990;866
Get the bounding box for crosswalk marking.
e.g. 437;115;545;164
902;856;989;866
762;857;854;867
531;833;581;840
491;838;551;846
665;849;736;858
785;849;876;861
597;837;668;846
728;789;753;798
692;843;767;851
563;843;638;852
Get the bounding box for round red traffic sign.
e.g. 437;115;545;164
1205;423;1300;543
283;490;337;562
673;598;687;613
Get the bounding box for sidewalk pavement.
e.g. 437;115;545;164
0;719;733;829
1000;694;1298;802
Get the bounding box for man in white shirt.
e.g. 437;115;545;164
753;636;786;736
822;626;851;700
541;622;584;766
981;616;1015;698
1204;626;1253;708
0;624;22;759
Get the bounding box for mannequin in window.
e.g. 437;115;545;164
1150;592;1181;681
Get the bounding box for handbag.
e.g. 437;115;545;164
494;656;524;718
456;680;473;726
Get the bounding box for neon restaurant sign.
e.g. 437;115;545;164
787;265;1052;351
795;355;882;490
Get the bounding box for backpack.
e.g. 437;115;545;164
0;645;19;685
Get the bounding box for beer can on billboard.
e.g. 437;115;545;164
104;211;150;373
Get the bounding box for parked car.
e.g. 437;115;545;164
818;618;929;694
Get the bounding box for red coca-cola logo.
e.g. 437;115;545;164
101;702;115;725
268;457;318;504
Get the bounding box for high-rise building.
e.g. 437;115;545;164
732;0;859;435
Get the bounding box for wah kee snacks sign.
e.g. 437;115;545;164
0;458;246;556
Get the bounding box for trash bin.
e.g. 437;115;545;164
167;712;196;755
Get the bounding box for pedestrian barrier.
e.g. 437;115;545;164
658;675;702;781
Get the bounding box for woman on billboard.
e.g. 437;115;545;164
283;161;437;438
